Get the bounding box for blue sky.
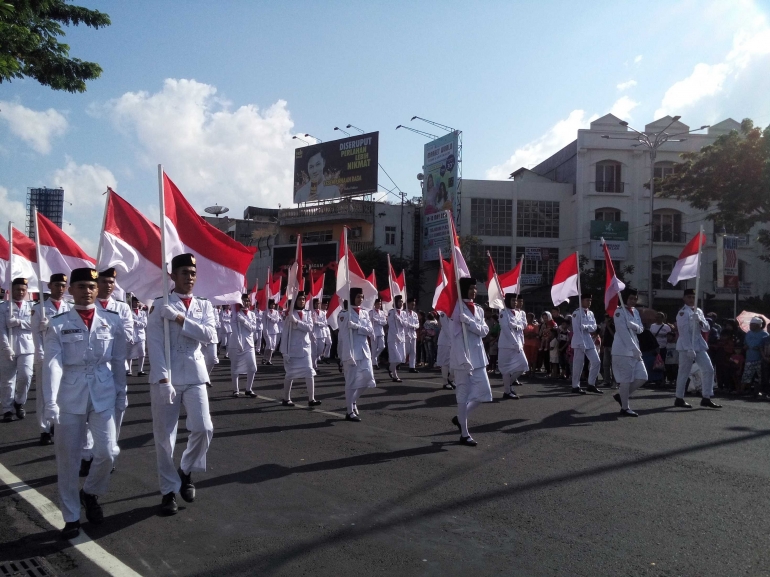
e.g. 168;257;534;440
1;0;769;254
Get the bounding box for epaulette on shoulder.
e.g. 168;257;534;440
52;311;68;318
102;309;119;315
197;296;208;300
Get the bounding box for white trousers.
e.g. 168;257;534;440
56;405;118;522
34;361;50;433
572;347;601;389
676;350;715;398
0;353;34;412
406;334;417;368
151;383;213;495
373;335;386;364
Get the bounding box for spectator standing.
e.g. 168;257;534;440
742;317;769;398
523;313;540;373
423;312;439;369
664;332;679;385
638;323;659;387
601;317;616;388
549;328;560;377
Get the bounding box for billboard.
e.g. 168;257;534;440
423;131;459;261
293;132;379;203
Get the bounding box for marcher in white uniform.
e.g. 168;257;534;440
203;306;219;381
32;273;72;444
570;294;603;395
449;278;492;447
147;253;217;515
230;294;258;398
43;267;127;539
436;311;454;390
610;289;647;417
262;301;280;365
127;296;148;376
387;295;406;382
404;298;420;372
253;303;263;356
320;299;332;361
311;298;327;369
338;288;376;422
0;277;35;422
280;292;320;406
675;288;721;409
498;293;528;400
218;306;232;358
370;299;387;369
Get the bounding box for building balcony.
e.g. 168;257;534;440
349;241;374;253
592;181;626;193
278;200;374;226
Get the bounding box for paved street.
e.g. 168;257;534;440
1;354;769;576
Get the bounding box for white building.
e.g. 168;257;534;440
456;114;768;317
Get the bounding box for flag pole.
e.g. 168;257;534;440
448;211;470;356
344;227;355;365
33;208;46;320
8;222;15;354
694;225;704;314
157;165;172;387
96;188;110;267
487;250;504;307
575;250;589;349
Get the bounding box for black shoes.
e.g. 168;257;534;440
281;400;295;407
137;371;147;376
39;432;53;446
80;489;104;525
161;492;178;515
392;377;402;383
3;412;13;422
79;458;93;478
674;397;692;408
388;370;394;379
613;393;622;407
502;392;519;400
232;391;240;398
586;385;603;394
451;416;461;432
572;387;586;395
245;390;257;398
459;436;477;447
443;383;454;390
178;469;195;503
13;402;25;419
409;368;418;373
60;521;80;539
700;398;722;408
308;399;322;406
346;412;361;422
620;409;639;417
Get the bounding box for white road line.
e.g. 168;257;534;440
255;395;346;418
0;461;142;577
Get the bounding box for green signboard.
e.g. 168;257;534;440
590;220;628;241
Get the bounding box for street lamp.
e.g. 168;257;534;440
292;135;309;145
304;133;323;143
601;117;709;309
333;127;351;136
346;124;365;134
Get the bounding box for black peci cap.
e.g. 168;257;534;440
171;253;196;271
49;273;67;284
70;268;99;284
12;277;28;287
683;288;695;296
99;267;117;278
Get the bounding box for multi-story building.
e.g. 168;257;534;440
26;187;64;239
455;114;768;317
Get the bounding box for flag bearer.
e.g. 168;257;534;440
571;293;603;395
610;289;647;417
0;278;35;422
338;288;376;421
262;300;280;365
498;293;528;400
387;295;406;382
436;311;454;390
370;299;387;369
231;294;258;398
675;288;720;408
404;298;420;372
127;296;148;377
280;292;320;407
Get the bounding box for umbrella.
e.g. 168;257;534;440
736;310;770;332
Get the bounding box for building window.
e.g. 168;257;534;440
593;259;621;273
385;226;396;245
653;210;685;243
304;230;333;243
712;260;747;282
470;198;513;236
485;245;512;271
516;200;560;238
652;256;679;289
595;161;623;192
594;208;621;222
516;247;560;284
654;161;675;180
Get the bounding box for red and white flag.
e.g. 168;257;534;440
485;252;506;310
10;226;38;292
98;188;164;306
382;254;406;312
432;249;449;310
248;279;259;308
434;250;457;316
309;269;325;302
499;256;523;296
162;172;256;305
447;210;470;278
434;211;470;316
327;227;378;329
0;234;10;292
668;231;707;286
366;270;377;292
551;252;579;306
601;238;625;317
35;210;95;294
286;234;303;303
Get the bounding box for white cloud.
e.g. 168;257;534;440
634;55;643;64
0;101;67;154
0;186;28;229
655;9;770;118
616;80;637;91
102;78;296;212
609;95;640;120
486;110;598;179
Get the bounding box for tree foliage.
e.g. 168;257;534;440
458;235;488;281
658;118;770;260
0;0;110;93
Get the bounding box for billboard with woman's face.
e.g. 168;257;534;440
293;132;379;203
423;132;459;261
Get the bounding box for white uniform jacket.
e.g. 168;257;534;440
676;306;709;352
231;308;257;352
338;307;374;362
264;309;281;336
370;309;387;338
132;309;148;343
98;297;134;345
220;309;233;334
450;301;489;371
253;309;263;333
387;309;406;343
43;307;128;415
312;309;328;339
498;308;525;352
437;312;452;348
279;309;314;359
0;300;35;356
570;308;597;349
32;299;72;361
404;310;420;337
147;293;217;385
611;307;643;358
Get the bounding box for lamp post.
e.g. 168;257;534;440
304;134;323;143
601;117;709;309
292;135;309;146
333;127;351;136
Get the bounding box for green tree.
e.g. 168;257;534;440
658;118;770;260
578;255;635;319
458;235;488;281
1;0;110;93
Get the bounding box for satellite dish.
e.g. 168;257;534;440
204;205;229;217
417;173;424;181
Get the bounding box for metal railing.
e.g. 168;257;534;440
278;200;375;225
593;181;626;193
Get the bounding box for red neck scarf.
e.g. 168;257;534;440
98;299;109;309
464;300;475;314
179;297;192;310
77;309;95;330
14;301;22;309
353;307;361;314
297;310;303;320
51;300;61;311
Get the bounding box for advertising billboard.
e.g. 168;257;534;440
293;132;379;203
422;131;459;261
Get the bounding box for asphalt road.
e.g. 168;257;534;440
1;353;769;577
